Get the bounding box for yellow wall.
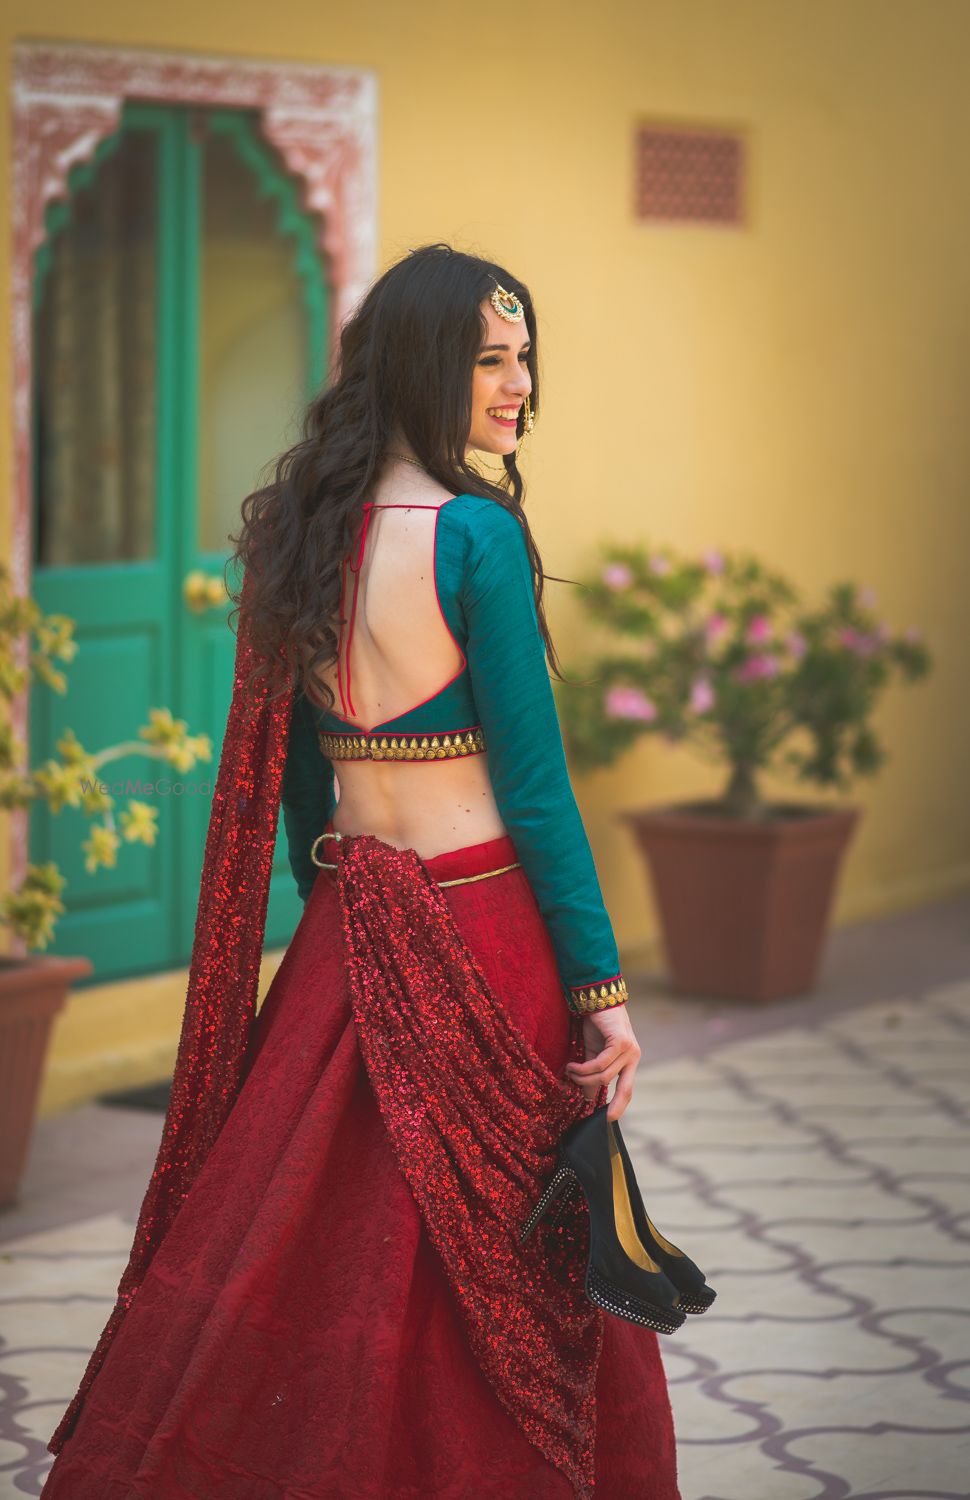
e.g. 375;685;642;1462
3;3;969;1057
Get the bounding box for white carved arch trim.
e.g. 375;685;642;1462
8;40;378;907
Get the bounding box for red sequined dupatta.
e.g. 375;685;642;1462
336;833;602;1498
48;576;293;1455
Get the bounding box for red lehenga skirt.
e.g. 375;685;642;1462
41;825;680;1500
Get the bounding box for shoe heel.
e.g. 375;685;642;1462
548;1174;582;1230
519;1159;577;1243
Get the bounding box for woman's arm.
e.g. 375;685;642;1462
461;502;628;1016
280;689;337;903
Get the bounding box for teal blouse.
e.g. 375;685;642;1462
280;494;627;1015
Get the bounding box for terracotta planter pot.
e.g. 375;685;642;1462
0;953;92;1207
619;801;860;1002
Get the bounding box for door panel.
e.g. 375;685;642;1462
29;102;328;982
30;113;175;981
33;128;158;568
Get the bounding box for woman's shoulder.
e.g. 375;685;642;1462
439;497;534;620
441;493;528;545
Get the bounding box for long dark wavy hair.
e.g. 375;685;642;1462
227;242;566;707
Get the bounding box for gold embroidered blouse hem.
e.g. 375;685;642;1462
317;726;487;762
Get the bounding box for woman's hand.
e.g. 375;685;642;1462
565;1006;641;1122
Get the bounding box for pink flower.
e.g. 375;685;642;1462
705;612;729;645
785;630;807;659
689;677;716;714
858;585;878;608
649;554;671;576
745;613;773;645
604;686;658;722
838;627;878;657
904;625;922;644
702;548;725;575
736;653;779;682
602;562;633;591
874;621;891;644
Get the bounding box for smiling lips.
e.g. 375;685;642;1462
486;405;521;428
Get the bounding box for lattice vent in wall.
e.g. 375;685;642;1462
635;123;746;225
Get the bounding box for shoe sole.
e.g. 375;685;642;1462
586;1264;686;1333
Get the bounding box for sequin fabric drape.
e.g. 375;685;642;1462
335;831;604;1498
47;574;293;1456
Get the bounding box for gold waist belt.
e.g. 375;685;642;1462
310;830;520;888
317;727;487;762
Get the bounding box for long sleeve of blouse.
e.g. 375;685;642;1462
460;502;627;1015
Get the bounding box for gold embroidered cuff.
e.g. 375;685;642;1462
318;727;487;762
566;975;629;1015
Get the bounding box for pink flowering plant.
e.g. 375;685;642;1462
555;542;931;819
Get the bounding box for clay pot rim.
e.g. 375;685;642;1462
617;799;861;834
623;804;857;828
0;953;93;996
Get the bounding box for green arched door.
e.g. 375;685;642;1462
30;102;328;983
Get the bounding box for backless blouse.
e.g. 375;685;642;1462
280;493;627;1016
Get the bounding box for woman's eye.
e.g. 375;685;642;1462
477;353;531;367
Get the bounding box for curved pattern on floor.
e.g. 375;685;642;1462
624;979;970;1499
0;981;968;1497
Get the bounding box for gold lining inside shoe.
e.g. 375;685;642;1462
608;1129;666;1277
607;1121;685;1258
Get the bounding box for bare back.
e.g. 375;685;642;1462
301;471;507;856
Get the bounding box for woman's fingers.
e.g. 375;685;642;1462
566;1031;640;1120
605;1058;637;1121
566;1041;625;1077
566;1044;634;1090
565;1012;641;1121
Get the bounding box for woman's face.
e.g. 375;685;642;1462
466;296;533;457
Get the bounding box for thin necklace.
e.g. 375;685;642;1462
386;451;426;470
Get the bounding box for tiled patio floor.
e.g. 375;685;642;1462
2;894;968;1499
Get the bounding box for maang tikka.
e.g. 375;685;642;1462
490;279;524;323
489;279;535;435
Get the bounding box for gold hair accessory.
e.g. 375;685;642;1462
490;280;524;323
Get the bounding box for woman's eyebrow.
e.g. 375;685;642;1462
481;340;532;351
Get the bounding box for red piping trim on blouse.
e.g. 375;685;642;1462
567;970;625;993
330;502;470;736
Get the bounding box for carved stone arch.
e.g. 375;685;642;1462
8;40;377;912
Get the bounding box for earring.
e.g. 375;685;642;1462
523;393;535;434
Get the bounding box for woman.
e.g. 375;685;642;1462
41;244;680;1498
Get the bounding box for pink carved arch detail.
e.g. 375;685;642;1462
7;41;377;919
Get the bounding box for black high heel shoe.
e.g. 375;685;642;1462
519;1104;687;1334
609;1119;716;1314
545;1118;717;1314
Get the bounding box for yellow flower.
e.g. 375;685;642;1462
34;760;82;813
83;824;121;873
119;800;159;846
141;707;188;746
56;728;92;766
